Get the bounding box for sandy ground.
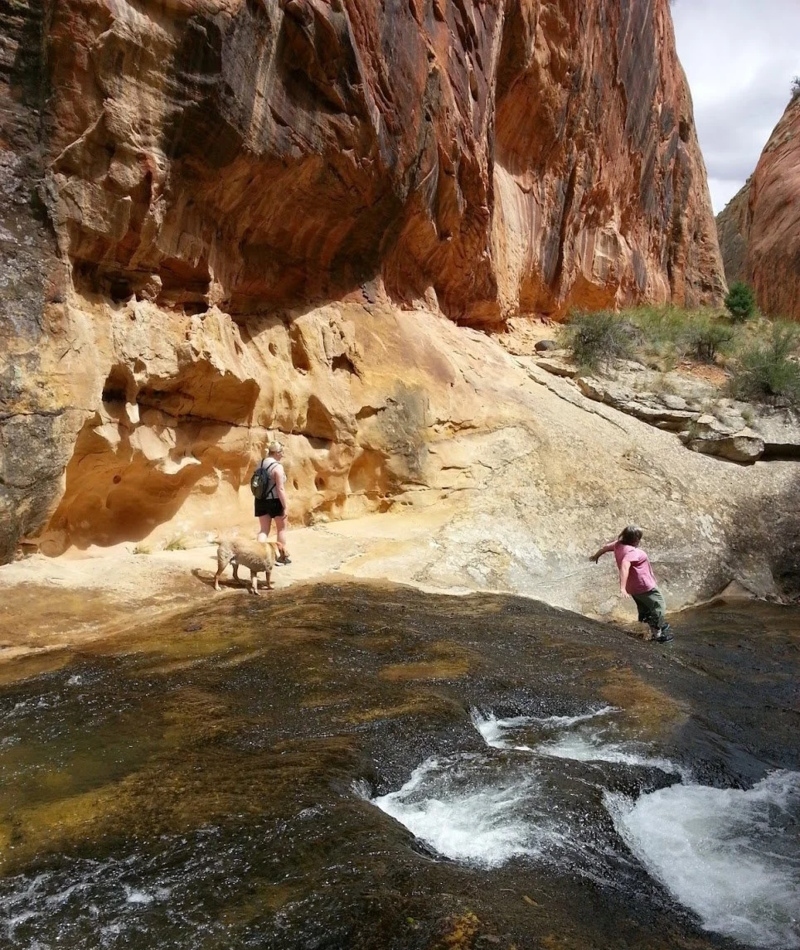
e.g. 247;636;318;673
0;507;480;675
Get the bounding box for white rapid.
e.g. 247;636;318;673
372;708;800;949
372;754;546;868
608;771;800;950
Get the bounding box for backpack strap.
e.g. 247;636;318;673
260;459;280;499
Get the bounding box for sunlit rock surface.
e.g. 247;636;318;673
0;0;730;570
716;96;800;321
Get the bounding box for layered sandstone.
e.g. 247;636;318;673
1;0;727;564
716;96;800;320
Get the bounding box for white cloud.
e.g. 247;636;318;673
671;0;800;213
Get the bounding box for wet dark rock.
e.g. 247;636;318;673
0;581;796;949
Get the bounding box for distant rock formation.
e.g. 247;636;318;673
716;96;800;321
1;0;726;561
715;179;750;286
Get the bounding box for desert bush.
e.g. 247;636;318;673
792;76;800;102
684;318;735;364
724;281;757;323
627;305;691;346
729;325;800;405
558;310;636;371
624;305;743;367
164;536;188;551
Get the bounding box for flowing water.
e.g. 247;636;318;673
0;583;798;950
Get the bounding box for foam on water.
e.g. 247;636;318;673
537;734;689;780
471;708;688;780
471;707;616;750
607;770;800;949
376;708;799;948
471;711;536;750
373;755;552;868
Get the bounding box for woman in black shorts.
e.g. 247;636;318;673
255;441;291;563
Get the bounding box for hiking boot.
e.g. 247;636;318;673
655;625;674;643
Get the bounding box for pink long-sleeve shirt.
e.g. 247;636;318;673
614;542;658;595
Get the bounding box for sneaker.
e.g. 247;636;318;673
277;555;292;566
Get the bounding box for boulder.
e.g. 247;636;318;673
680;416;764;464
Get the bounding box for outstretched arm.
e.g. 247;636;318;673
589;541;616;564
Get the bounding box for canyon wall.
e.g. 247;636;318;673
0;0;726;561
716;95;800;321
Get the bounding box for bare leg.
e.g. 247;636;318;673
257;513;273;543
273;515;289;557
213;563;225;591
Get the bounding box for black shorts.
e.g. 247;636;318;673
255;497;285;518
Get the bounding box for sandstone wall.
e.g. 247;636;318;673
0;0;86;561
715;179;750;286
1;0;726;561
716;96;800;321
742;96;800;321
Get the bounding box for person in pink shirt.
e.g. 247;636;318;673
589;525;673;642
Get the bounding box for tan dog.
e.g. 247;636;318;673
213;538;282;595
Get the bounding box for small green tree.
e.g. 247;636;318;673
791;76;800;102
724;281;757;322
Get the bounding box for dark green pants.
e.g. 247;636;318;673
631;588;666;630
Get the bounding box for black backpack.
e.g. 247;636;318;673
250;460;276;500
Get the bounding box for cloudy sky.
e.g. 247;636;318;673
671;0;800;214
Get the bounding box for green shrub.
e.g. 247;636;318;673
729;325;800;405
724;282;757;322
558;311;636;371
685;318;734;364
627;305;692;347
626;305;716;367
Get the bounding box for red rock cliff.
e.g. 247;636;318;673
716;96;800;321
0;0;725;560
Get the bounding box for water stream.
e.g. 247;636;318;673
0;583;797;949
375;707;799;948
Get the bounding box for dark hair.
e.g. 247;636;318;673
618;525;643;545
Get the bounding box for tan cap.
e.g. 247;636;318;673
267;440;284;454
